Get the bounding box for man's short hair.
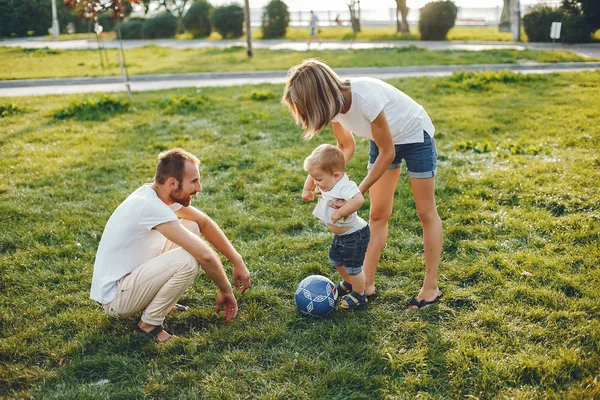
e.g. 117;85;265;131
154;148;199;185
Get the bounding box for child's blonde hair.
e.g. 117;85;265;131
282;59;350;140
303;144;346;175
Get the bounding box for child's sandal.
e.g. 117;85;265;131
340;291;368;310
335;281;353;297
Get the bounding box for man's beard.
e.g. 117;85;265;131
170;186;193;207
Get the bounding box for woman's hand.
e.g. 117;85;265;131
328;198;346;209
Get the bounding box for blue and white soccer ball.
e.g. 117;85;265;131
294;275;338;316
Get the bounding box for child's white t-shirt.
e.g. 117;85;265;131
313;174;367;230
90;184;181;304
332;77;435;144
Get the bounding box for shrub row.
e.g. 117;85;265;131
523;4;596;43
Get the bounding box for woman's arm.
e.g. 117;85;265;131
358;110;395;194
332;121;356;165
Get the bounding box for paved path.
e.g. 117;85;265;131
1;37;599;97
1;62;599;97
2;37;600;58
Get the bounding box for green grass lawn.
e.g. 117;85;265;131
280;26;523;42
50;26;521;42
0;45;592;81
1;70;599;399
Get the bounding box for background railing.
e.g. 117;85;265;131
247;3;562;28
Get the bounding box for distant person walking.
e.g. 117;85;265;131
308;10;319;48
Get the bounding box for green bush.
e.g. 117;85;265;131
211;4;244;38
523;5;565;42
143;12;178;39
0;103;25;118
261;0;289;39
418;0;457;40
523;4;593;43
183;0;213;38
119;18;144;39
54;95;130;121
561;12;593;43
98;13;115;32
0;0;82;37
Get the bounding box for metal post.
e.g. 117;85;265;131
50;0;59;38
117;53;132;100
244;0;253;58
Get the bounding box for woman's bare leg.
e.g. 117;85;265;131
363;168;401;296
408;176;443;308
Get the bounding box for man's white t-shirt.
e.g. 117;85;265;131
90;184;182;304
332;77;435;144
313;174;367;230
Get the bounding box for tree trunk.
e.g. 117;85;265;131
347;1;361;33
395;0;409;34
499;0;511;32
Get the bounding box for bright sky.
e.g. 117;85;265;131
211;0;514;10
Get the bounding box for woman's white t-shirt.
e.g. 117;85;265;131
332;77;435;144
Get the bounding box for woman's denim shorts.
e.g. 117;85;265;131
328;225;370;275
368;131;437;179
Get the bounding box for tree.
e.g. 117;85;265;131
562;0;600;31
152;0;190;33
395;0;409;33
183;0;213;38
345;0;361;33
261;0;289;39
64;0;138;95
499;0;511;31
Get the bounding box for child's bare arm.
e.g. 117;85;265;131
330;193;364;223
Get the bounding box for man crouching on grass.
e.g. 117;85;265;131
90;148;251;342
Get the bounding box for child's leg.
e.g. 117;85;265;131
348;270;365;296
336;265;352;286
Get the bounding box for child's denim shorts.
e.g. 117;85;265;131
368;131;437;178
329;225;371;275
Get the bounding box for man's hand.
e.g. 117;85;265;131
216;289;238;323
302;189;315;202
232;261;251;293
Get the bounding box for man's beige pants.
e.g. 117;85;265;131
103;219;200;326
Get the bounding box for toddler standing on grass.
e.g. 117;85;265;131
303;144;370;309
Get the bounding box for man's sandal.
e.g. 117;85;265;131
336;281;353;297
172;303;189;312
134;324;173;342
407;291;443;311
340;291;368;310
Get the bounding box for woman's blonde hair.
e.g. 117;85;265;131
282;59;350;139
303;144;346;175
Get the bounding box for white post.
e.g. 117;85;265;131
50;0;59;38
511;0;521;42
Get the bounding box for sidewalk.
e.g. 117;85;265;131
1;62;599;97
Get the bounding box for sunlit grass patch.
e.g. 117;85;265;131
53;95;130;121
0;71;599;398
0;103;26;118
